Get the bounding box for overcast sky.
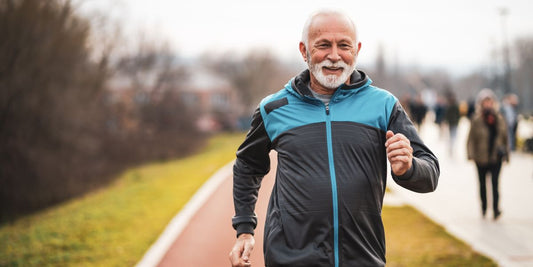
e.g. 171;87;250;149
81;0;533;76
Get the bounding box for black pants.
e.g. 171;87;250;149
476;162;502;214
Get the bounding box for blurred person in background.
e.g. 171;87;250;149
466;98;476;120
467;89;509;220
409;93;428;131
501;93;519;151
434;94;447;138
230;9;440;267
444;92;460;156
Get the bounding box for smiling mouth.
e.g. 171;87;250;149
323;66;343;72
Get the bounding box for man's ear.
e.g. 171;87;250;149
299;42;308;62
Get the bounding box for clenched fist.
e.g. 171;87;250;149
385;130;413;176
229;233;254;267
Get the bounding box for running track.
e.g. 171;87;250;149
156;153;277;267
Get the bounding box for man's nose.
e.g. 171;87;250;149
327;45;341;62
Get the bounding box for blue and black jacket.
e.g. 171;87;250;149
232;69;440;267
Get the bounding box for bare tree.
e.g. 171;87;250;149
109;34;203;161
204;50;296;115
0;0;203;220
0;0;111;218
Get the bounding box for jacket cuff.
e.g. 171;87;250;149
236;223;255;237
392;158;417;180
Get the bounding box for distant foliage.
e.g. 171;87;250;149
0;0;203;220
514;37;533;114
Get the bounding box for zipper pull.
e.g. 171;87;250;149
325;103;330;115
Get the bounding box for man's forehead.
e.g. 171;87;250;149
308;14;355;38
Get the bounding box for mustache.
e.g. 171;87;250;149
316;59;350;69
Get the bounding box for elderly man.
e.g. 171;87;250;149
230;10;440;267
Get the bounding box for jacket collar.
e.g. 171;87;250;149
290;69;370;97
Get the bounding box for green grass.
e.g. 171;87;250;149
0;132;497;266
384;205;496;266
0;133;246;267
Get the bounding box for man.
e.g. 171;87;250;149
230;10;440;267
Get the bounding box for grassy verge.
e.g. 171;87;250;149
383;205;496;266
0;133;246;266
1;132;497;266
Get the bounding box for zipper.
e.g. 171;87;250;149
325;102;339;267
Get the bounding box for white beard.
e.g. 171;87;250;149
308;57;356;90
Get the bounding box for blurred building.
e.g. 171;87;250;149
107;67;242;133
180;67;242;132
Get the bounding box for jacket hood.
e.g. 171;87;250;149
290;69;371;97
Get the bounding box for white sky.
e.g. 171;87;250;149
81;0;533;76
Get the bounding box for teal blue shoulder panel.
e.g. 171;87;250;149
260;82;325;142
330;86;397;132
259;82;398;141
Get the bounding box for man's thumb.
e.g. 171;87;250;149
386;130;394;139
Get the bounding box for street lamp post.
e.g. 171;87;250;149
499;7;512;94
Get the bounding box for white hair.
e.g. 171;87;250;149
301;9;358;48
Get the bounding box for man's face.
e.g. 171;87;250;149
300;14;361;90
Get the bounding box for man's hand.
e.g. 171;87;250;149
385;130;413;176
229;233;255;267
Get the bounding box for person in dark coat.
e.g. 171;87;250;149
467;88;509;220
409;94;428;131
445;93;460;156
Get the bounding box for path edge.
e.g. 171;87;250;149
136;160;235;267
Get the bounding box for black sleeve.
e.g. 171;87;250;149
387;101;440;193
232;107;272;237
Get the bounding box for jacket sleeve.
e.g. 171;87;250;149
387;101;440;193
232;107;272;237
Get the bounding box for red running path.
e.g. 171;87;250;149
157;154;276;267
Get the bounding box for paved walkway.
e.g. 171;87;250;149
145;118;533;267
388;118;533;267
